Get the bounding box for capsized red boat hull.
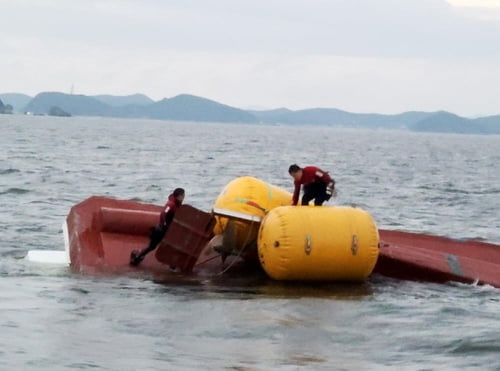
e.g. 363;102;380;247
65;196;246;276
376;229;500;287
65;196;500;287
66;196;167;274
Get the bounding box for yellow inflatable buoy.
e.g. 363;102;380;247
258;206;379;281
213;176;292;253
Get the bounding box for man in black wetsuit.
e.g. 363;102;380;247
130;188;185;266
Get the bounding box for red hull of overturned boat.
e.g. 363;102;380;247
66;196;166;274
65;196;245;276
65;196;500;287
377;229;500;287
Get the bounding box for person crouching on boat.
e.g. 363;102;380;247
288;164;335;206
130;188;185;266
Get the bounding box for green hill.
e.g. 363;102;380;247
10;90;500;134
0;93;32;112
147;94;257;123
0;99;13;114
92;94;154;107
473;115;500;134
251;108;434;129
410;111;500;134
25;92;112;116
23;92;257;123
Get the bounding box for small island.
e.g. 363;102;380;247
0;99;13;114
48;106;71;117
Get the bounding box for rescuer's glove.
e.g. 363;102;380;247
326;182;335;196
326;182;337;200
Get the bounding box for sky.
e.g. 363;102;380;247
1;0;500;117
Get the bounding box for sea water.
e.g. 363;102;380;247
0;115;499;370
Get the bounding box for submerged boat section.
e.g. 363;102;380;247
377;229;500;287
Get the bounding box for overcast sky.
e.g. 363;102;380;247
1;0;500;116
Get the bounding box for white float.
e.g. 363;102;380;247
25;221;70;265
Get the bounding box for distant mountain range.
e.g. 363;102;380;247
0;93;31;113
1;91;499;134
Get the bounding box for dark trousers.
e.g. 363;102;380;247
302;181;330;206
137;224;167;259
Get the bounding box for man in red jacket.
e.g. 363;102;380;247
130;188;185;266
289;164;335;206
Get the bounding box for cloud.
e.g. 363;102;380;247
446;0;500;20
3;46;499;116
2;0;500;58
446;0;500;7
1;0;500;116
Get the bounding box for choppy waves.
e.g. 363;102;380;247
0;116;499;369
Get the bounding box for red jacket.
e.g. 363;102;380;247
159;194;182;227
292;166;334;205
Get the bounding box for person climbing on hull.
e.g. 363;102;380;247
130;188;185;266
288;164;335;206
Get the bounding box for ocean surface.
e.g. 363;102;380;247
0;115;499;370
